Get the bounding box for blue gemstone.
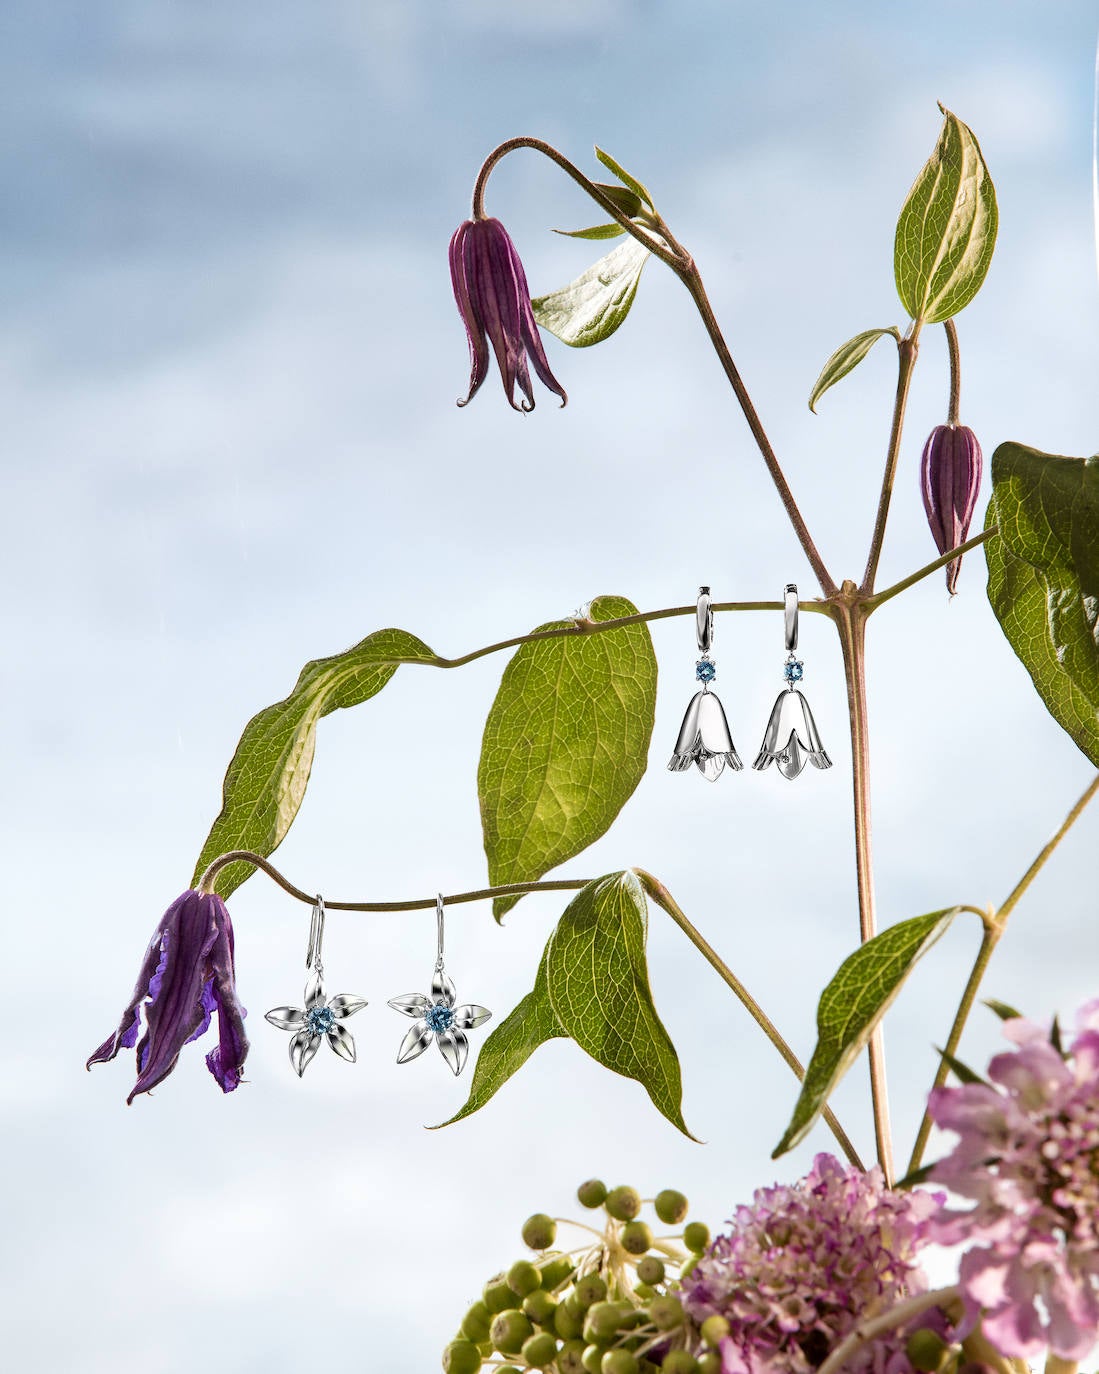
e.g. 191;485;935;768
425;1003;455;1033
696;658;717;684
306;1006;335;1034
784;659;804;683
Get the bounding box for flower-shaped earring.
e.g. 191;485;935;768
388;894;491;1076
753;584;832;780
265;896;368;1077
667;586;743;780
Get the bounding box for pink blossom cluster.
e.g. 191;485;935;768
681;1153;940;1374
928;1000;1099;1361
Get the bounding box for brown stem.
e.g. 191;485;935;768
867;527;998;611
944;319;961;425
861;332;920;593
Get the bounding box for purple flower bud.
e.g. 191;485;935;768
449;216;567;412
919;423;983;595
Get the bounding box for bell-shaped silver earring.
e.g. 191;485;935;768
753;584;832;780
667;586;743;781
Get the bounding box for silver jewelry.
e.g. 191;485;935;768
264;896;368;1077
388;894;491;1076
667;585;743;780
753;584;833;780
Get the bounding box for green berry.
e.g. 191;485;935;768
649;1296;684;1331
683;1222;710;1254
698;1354;722;1374
906;1329;950;1373
574;1273;608;1309
636;1256;665;1286
700;1315;730;1348
583;1301;628;1343
460;1301;492;1344
619;1221;653;1256
523;1290;557;1325
442;1340;482;1374
661;1354;700;1374
653;1189;689;1225
484;1274;521;1314
577;1179;608;1209
555;1303;585;1340
581;1347;605;1374
539;1257;576;1291
496;1369;521;1374
508;1260;542;1297
604;1186;642;1222
601;1352;639;1374
633;1282;655;1301
522;1214;557;1251
522;1332;559;1368
490;1310;534;1355
679;1256;699;1279
556;1339;588;1374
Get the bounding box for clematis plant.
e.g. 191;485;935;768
89;108;1099;1374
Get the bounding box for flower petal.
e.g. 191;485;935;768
396;1021;433;1064
453;1004;492;1030
432;968;457;1008
326;1023;356;1064
265;1007;306;1032
329;994;368;1020
387;993;431;1018
290;1030;322;1077
436;1029;469;1076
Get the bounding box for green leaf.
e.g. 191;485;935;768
432;949;565;1128
773;908;961;1157
554;223;627;241
808;328;899;413
594;148;653;209
983;997;1024;1022
532;239;650;348
553;184;645;241
479;595;657;920
935;1047;988;1086
894;105;998;323
985;443;1099;766
545;872;696;1139
192;628;435;897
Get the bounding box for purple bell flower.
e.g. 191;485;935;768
919;423;983;595
87;889;248;1104
449;216;567;412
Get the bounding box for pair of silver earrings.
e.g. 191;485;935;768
264;894;492;1078
668;584;833;781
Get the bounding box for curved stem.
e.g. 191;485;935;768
995;770;1099;923
945;319;961;425
637;869;864;1170
867;527;998;611
816;1286;961;1374
862;332;920;593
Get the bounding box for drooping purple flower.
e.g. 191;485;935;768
87;889;248;1104
927;1001;1099;1361
681;1153;941;1374
919;424;983;595
449;216;567;412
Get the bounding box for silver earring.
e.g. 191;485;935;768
667;585;743;781
388;894;492;1077
753;584;833;780
264;896;368;1076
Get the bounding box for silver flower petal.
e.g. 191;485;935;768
436;1028;469;1076
753;689;833;779
290;1029;322;1077
396;1020;434;1064
264;1006;306;1031
387;993;432;1018
326;1022;357;1063
453;1004;492;1030
305;969;326;1009
432;967;457;1008
329;993;368;1019
667;689;743;779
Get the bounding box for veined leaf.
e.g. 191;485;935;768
894;105;998;324
554;223;627;241
532;239;650;348
808;328;899;412
594;147;653;209
545;872;696;1139
192;628;435;897
773;908;961;1157
479;595;657;920
985;444;1099;766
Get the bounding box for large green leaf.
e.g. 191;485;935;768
894;105;998;324
808;328;899;413
479;595;657;920
532;239;650;348
193;628;435;897
773;909;960;1157
545;872;695;1139
985;443;1099;766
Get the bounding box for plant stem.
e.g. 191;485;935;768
996;770;1099;922
945;319;961;425
638;869;864;1170
862;332;920;593
816;1286;962;1374
867;527;998;610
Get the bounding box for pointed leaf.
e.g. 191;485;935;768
532;239;650;348
192;627;435;897
894;105;998;323
594;148;653;208
553;185;645;241
554;223;627;241
983;998;1024;1022
985;444;1099;766
545;872;695;1139
774;908;961;1157
480;595;657;920
935;1047;988;1086
808;328;899;413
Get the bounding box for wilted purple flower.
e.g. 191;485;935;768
87;889;248;1104
928;1001;1099;1361
919;424;983;595
449;216;567;412
682;1153;941;1374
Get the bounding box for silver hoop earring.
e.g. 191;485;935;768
753;584;833;780
667;586;743;781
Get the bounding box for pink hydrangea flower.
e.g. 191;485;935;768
681;1154;941;1374
928;1000;1099;1361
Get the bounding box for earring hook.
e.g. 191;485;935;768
784;584;799;653
306;894;326;972
696;586;714;653
436;892;445;969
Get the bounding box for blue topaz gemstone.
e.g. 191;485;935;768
305;1006;335;1034
695;658;717;684
784;659;804;684
425;1003;455;1033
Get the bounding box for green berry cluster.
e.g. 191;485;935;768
441;1181;716;1374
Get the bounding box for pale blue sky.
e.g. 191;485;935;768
4;4;1098;1370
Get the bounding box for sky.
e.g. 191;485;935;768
3;3;1098;1370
